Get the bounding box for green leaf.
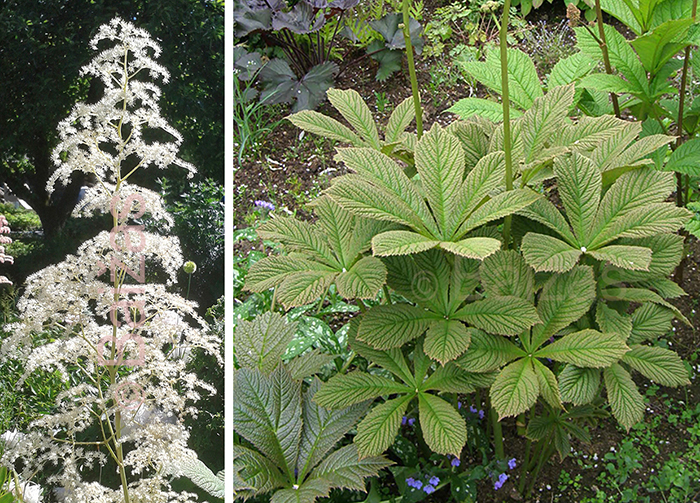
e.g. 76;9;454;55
535;329;629;367
559;365;601;405
271;478;333;503
298;379;370;479
277;270;338;308
604;363;645;431
530;265;596;350
416;124;465;236
287;110;364;146
327;88;381;149
335;256;387;299
349;324;415;385
595;302;633;341
588;245;652;271
548;53;596;88
521;233;581;272
287;350;335;381
448;98;523;121
555;115;629;152
314;372;411;409
313;444;393;493
517;197;577;245
554;152;601;245
447;119;493;169
453;330;526;373
600;0;643;34
533;358;563;410
601;286;691;325
418;393;467;455
628;303;675;344
372;231;440;256
490;358;540;419
439;237;501;259
458;188;541;237
421;362;480;393
245;256;334;293
258;217;339;267
622;345;690;386
233;366;303;479
235;312;297;374
454;296;540;336
631;19;694;74
233;445;287;498
663;137;700;176
480;250;535;301
578;73;641;95
358;304;438;349
385;96;416;143
424;320;473;364
521;84;576;163
355;394;414;458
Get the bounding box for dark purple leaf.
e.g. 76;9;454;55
272;2;326;34
259;60;337;111
370;13;423;53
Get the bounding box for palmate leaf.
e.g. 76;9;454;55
276;270;338;308
257;217;339;267
358;304;438;349
385;97;416;144
448;98;524;122
601;286;691;326
297;379;370;479
596;302;633;341
554;152;601;245
423;320;473;364
451;151;506;233
516;197;578;245
418;393;467;456
533;359;563;410
457;189;541;238
447;120;492;170
349;322;415;385
579;73;642;95
559;365;601;405
355;394;413;458
454;296;540;336
548;53;596;89
270;479;332;503
313;444;393;493
490;358;540;419
631;18;694;74
421;362;483;393
586;122;642;175
588;245;652;271
245;256;334;293
609;234;684;282
535;329;630;367
521;84;576;163
663;137;700;176
439;237;501;259
372;231;440;256
335;256;387;299
233;366;303;479
314;372;411;409
454;330;526;373
628;303;675;344
530;266;596;351
287;110;364;146
554;115;629;152
234;445;287;499
480;250;535;301
521;234;581;273
287;350;335;381
622;345;689;386
604;363;645;431
235;312;297;374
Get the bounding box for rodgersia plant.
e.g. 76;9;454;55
0;17;221;502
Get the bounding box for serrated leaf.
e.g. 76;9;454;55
418;393;467;455
270;478;333;503
533;358;563;410
521;84;576;163
245;256;334;293
258;217;339;267
517;197;578;245
596;302;633;341
358;304;438;349
327;88;381;149
439;237;501;259
663;137;700;176
313;444;393;492
535;329;629;367
554;152;601;245
349;321;415;385
530;265;596;350
548;53;596;88
233;366;302;479
386;96;416;143
297;379;370;479
559;365;601;405
579;73;641;95
490;358;540;419
314;372;411;409
424;320;472;364
611;234;684;282
372;231;440;256
287;349;335;381
235;312;297;374
628;303;675;344
421;362;480;393
601;286;691;325
622;345;689;386
277;270;338;308
335;256;387;299
588;245;652;271
233;445;287;498
604;363;644;431
447;120;492;170
454;296;540;336
355;394;413;458
287;110;364;146
458;188;541;238
453;330;526;373
631;18;694;74
480;250;535;301
447;98;523;121
521;233;581;272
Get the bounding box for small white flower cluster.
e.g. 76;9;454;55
0;16;220;502
0;215;13;285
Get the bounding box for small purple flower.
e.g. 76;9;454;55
402;416;407;426
254;200;275;211
429;476;440;486
494;472;509;490
451;456;461;467
423;485;436;494
469;405;478;414
413;479;423;490
457;401;462;409
478;409;485;420
406;477;416;488
408;418;415;426
508;458;517;470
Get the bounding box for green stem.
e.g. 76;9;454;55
186;273;192;300
526;441;555;497
500;0;513;249
491;405;504;460
595;0;621;118
402;0;423;139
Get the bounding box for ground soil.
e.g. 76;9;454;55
234;2;700;501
